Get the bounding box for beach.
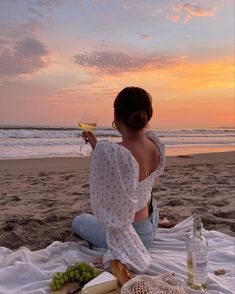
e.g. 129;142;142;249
0;151;234;251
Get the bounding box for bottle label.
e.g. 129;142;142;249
192;251;207;284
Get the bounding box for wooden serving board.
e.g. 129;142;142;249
51;282;121;294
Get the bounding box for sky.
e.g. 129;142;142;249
0;0;234;129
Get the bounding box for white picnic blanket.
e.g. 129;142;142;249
0;217;234;294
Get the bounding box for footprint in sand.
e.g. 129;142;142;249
62;174;75;181
16;217;44;225
30;181;40;185
165;199;184;206
38;172;47;177
11;196;21;202
230;223;235;233
2;222;15;232
0;231;22;249
202;190;219;198
36;199;56;209
193;207;208;213
43;207;57;214
213;210;235;219
44;214;58;222
212;200;230;207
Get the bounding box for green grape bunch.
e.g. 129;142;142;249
49;261;101;291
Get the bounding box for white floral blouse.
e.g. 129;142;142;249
90;131;165;273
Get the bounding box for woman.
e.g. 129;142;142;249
72;87;165;273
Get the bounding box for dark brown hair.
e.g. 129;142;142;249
113;87;153;130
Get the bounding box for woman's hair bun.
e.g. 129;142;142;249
114;86;153;130
127;110;148;130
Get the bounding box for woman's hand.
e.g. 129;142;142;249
82;131;97;150
92;256;104;269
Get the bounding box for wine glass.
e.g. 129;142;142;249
78;112;97;152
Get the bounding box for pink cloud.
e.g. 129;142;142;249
167;15;180;22
73;50;183;74
170;2;216;23
183;2;216;16
0;37;50;77
172;3;183;12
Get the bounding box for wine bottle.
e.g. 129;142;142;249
187;214;208;291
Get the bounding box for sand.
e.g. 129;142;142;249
0;151;234;251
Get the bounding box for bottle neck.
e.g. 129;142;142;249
193;215;202;237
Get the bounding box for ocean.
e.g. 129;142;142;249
0;126;234;159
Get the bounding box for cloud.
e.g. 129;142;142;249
0;37;50;77
139;34;152;40
73;50;182;74
167;15;180;22
27;0;82;15
169;2;216;23
24;0;66;29
0;2;48;45
30;0;65;12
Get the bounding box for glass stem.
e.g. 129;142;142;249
79;138;84;152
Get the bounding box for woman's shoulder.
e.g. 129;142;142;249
95;139;121;152
145;130;165;163
95;140;135;160
145;130;164;148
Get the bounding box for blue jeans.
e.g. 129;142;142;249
72;196;158;249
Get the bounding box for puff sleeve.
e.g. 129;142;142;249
89;141;151;273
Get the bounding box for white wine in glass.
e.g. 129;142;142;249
78;122;97;131
78;113;97;152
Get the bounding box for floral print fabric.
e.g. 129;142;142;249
90;131;165;273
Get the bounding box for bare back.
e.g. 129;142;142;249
120;136;160;181
120;136;160;222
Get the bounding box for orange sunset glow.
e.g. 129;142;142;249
0;0;234;129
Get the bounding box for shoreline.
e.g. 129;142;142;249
0;144;234;161
0;151;234;250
